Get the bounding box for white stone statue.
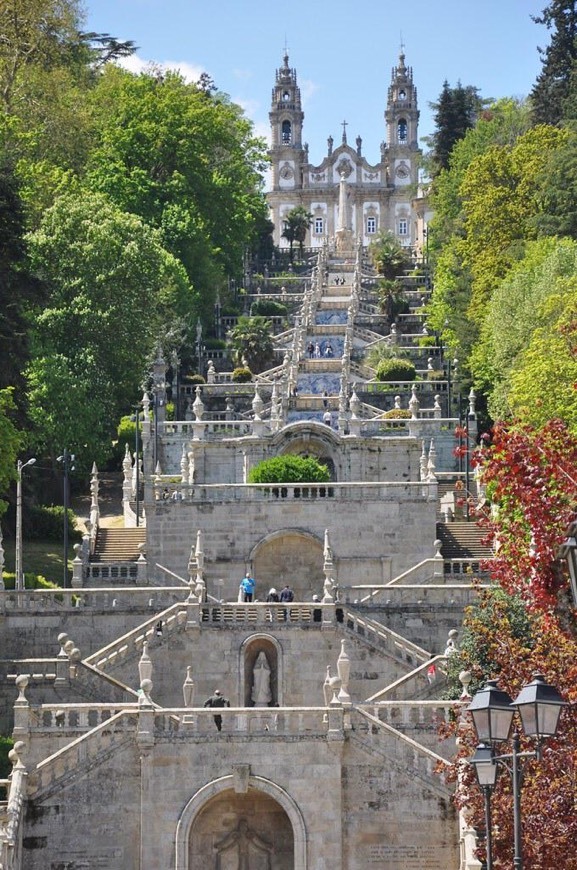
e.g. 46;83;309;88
251;651;272;707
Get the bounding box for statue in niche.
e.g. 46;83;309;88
214;818;273;869
251;651;272;707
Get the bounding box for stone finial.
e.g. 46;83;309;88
207;360;216;384
409;384;419;419
142;391;150;415
394;395;402;411
337;639;351;704
427;439;437;480
468;387;477;418
138;641;153;684
183;665;195;707
15;674;29;703
459;670;472;701
328;675;342;705
8;740;26;771
349;386;361;419
180;444;189;482
123;443;132;478
323;665;332;706
444;629;459;657
139;678;153;705
192;385;204;420
420;441;428;481
252;384;264;420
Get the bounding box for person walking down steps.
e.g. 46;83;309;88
203;689;230;731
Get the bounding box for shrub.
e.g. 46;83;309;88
250;300;288;317
248;455;330;484
232;367;253;383
0;735;14;778
203;337;227;350
375;358;417;382
416;335;437;348
25;506;81;543
2;572;61;591
382;408;412;419
184;374;206;385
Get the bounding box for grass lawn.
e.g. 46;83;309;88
2;539;67;586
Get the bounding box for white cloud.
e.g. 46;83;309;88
233;68;253;82
116;53;206;84
300;77;319;107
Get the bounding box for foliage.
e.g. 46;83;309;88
25;505;80;542
471;237;577;425
86;66;269;319
427;80;485;174
0;388;23;516
248;455;330;484
2;572;62;591
249;300;288;317
381;408;412;419
375;358;417;382
531;0;577;125
368;231;412;280
227;315;274;373
533;123;577;238
441;589;577;868
365;342;409;369
25;190;192;468
231;367;252;383
185;374;206;385
459;125;568;323
281;206;312;261
376;279;410;318
478;419;577;608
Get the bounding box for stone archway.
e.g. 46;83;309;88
251;530;323;601
175;775;307;870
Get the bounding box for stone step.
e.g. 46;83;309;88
435;522;492;560
91;528;146;563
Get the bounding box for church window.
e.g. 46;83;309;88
397;119;408;143
283;91;290;101
282;120;292;144
366;216;377;234
314;216;324;235
398;89;406;100
398;218;408;236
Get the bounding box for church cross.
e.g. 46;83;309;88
341;119;348;143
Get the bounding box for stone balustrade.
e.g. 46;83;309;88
150;481;430;504
341;583;481;606
5;660;57;682
365;656;447;702
0;587;185;613
343;610;430;667
30;703;136;731
155;706;332;737
87;603;187;671
198;602;339;626
359;700;455;730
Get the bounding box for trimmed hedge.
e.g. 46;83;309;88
248;455;330;484
250;300;288;317
232;367;253;383
375;358;417;382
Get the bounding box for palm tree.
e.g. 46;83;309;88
227;315;274;373
282;206;313;261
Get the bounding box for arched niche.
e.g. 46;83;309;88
175;774;307;869
272;423;340;481
239;633;283;707
251;529;324;601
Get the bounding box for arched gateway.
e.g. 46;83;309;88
175;774;307;869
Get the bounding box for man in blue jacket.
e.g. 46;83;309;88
240;573;256;602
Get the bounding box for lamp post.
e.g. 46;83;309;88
57;449;75;588
468;674;567;869
15;458;36;591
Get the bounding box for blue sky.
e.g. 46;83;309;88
86;0;549;166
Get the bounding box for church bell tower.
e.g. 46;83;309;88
384;50;420;188
269;52;305;192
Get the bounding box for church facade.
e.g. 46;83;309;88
267;51;423;250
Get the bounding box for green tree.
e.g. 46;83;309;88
0;388;23;515
0;162;44;406
281;206;312;260
86;67;269;319
534;122;577;237
248;455;330;484
26;190;193;467
227;315;274;373
531;0;577;125
427;80;484;174
368;231;411;280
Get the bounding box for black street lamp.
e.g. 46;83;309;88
468;674;567;870
56;449;75;588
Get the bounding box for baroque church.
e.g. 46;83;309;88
0;51;487;870
267;50;424;251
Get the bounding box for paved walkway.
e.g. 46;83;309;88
72;473;125;534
